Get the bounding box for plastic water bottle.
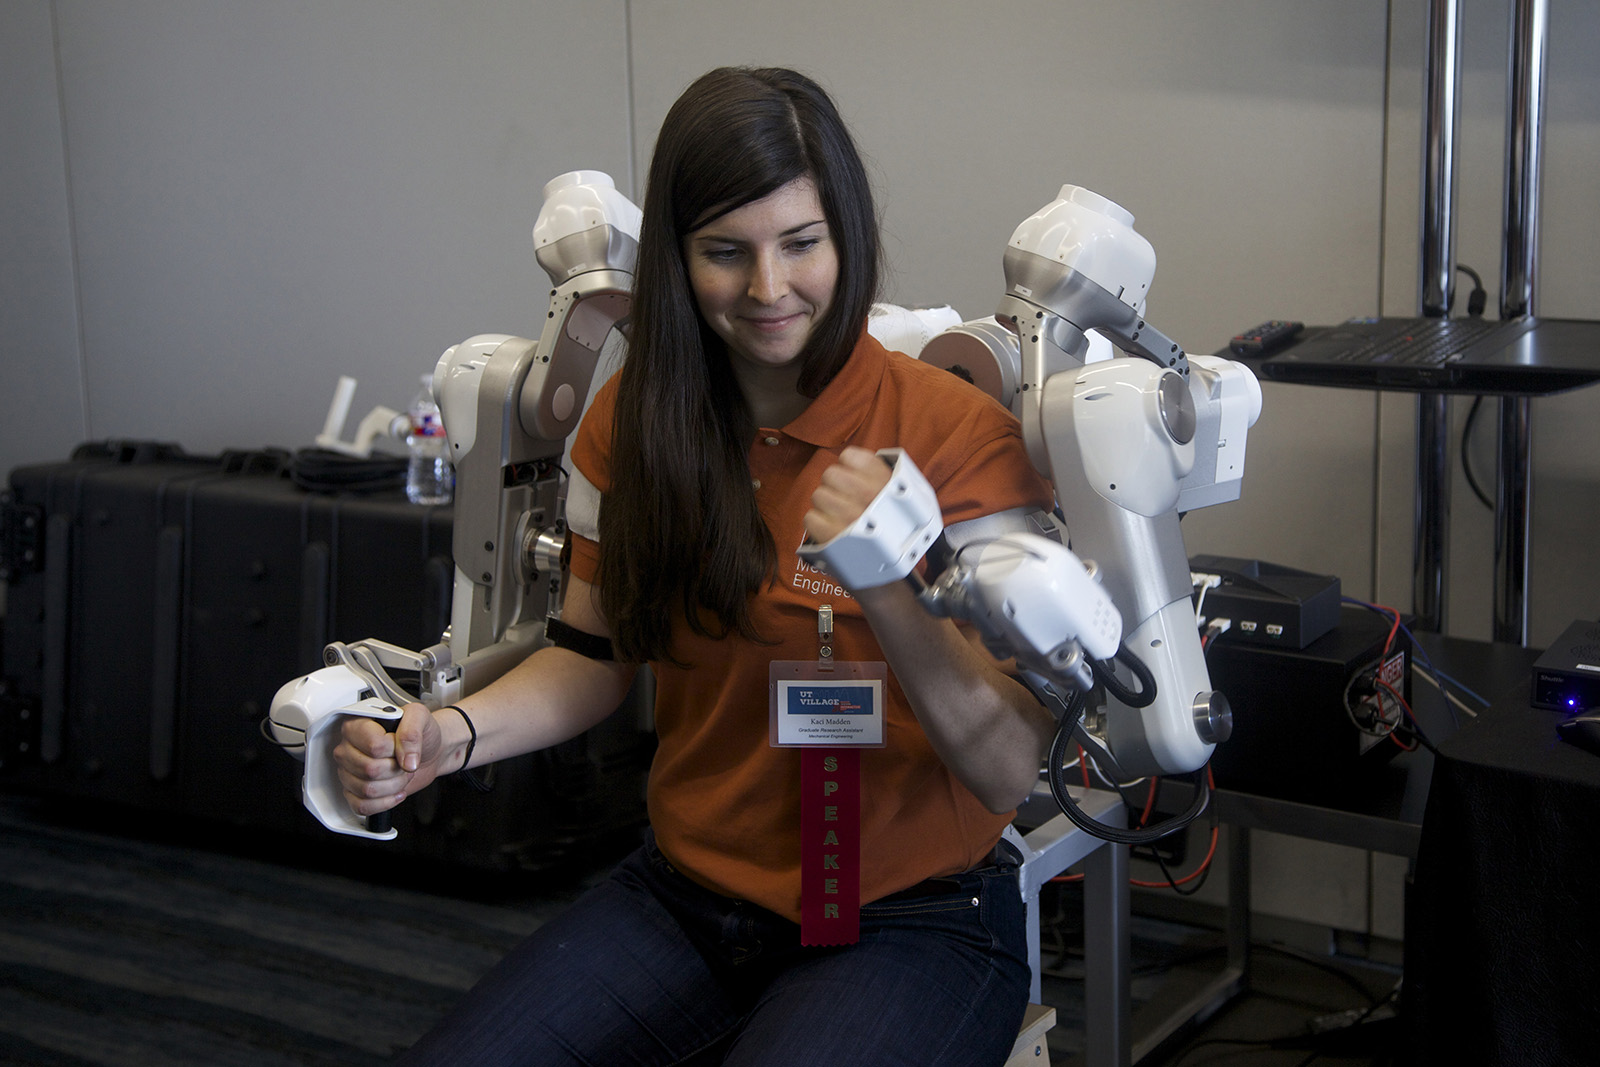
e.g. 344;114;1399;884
404;373;453;505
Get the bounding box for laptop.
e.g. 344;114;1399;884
1224;315;1600;395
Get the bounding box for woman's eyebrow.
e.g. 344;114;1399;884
691;218;828;244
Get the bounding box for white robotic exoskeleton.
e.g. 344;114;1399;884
266;171;640;838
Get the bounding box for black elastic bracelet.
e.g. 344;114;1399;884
442;705;493;793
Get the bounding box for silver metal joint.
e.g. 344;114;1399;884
1158;371;1197;445
1192;690;1233;745
1047;643;1092;692
519;518;567;584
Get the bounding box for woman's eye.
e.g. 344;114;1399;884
703;247;741;263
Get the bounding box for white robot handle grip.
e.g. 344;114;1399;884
269;666;406;840
795;448;943;589
301;697;404;840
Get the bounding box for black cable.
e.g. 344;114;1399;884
1289;987;1400;1067
1251;943;1389;1010
1040;938;1235;981
288;448;409;494
1170;977;1398;1066
1114;616;1224;896
1451;262;1495;511
1340;597;1449;752
1092;643;1158;709
1137;793;1218;897
1456;263;1487;317
1173;1035;1275;1066
1460;396;1495;509
1045;708;1212;846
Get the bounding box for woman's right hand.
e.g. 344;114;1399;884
323;575;631;822
332;702;447;818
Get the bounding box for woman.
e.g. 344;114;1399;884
338;66;1059;1066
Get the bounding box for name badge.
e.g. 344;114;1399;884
770;662;887;748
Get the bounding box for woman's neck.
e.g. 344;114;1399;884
731;359;811;430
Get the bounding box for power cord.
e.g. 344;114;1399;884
1460;397;1495;509
288;448;409;494
1453;262;1498;511
1456;263;1487;317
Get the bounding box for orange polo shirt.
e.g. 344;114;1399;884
567;330;1055;922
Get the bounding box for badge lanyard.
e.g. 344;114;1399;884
770;605;885;946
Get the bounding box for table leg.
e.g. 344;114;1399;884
1083;840;1131;1067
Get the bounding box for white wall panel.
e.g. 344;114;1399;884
16;0;631;474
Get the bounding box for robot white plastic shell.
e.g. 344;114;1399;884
432;333;517;462
1176;355;1264;512
1070;361;1197;517
266;667;372;757
532;170;643;281
967;535;1123;668
1008;185;1156;312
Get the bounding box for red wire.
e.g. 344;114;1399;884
1353;600;1417;749
1130;824;1219;889
1377;677;1419;751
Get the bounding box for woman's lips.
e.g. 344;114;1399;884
743;312;802;333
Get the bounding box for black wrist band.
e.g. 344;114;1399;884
442;705;493;793
545;616;615;661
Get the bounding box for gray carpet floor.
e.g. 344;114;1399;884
0;793;1399;1066
0;793;608;1066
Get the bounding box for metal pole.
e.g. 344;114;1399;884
1494;0;1548;645
1419;0;1462;320
1414;0;1462;632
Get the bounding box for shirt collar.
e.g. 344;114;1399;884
780;329;887;448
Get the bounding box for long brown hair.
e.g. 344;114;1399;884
599;67;881;663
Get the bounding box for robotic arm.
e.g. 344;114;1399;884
431;169;640;690
268;171;640;837
816;185;1261;839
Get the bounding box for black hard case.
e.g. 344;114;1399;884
1;442;650;871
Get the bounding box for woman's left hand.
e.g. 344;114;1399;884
801;445;1055;813
804;446;893;544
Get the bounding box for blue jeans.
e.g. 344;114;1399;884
396;832;1031;1066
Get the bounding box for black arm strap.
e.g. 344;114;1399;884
545;616;615;661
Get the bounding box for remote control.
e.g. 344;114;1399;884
1229;319;1304;357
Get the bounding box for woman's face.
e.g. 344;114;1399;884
683;176;839;377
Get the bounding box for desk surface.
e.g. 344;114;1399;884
1189;629;1526;857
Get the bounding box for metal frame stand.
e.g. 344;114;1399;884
1006;786;1131;1067
1414;0;1548;645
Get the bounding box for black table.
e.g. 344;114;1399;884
1404;634;1600;1066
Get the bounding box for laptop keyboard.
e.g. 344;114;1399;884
1332;317;1512;365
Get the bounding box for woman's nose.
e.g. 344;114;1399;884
746;252;786;304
